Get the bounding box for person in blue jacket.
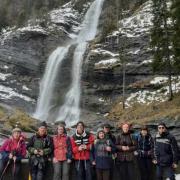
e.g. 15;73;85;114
91;128;116;180
153;122;179;180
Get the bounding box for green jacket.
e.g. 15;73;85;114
27;133;53;157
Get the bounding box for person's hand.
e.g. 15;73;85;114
152;160;157;164
13;156;17;162
172;163;178;169
9;153;13;159
34;149;38;155
67;159;72;164
106;146;111;152
92;161;96;166
53;158;58;163
82;145;87;150
122;146;129;151
39;150;44;156
78;145;84;151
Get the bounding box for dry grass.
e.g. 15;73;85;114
2;109;37;132
108;92;180;125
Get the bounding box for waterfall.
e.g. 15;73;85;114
56;0;104;126
33;46;69;121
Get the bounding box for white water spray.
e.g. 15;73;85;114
33;46;69;121
56;0;104;126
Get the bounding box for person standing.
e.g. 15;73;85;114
153;122;179;180
102;123;116;144
0;127;26;180
136;125;154;180
102;123;116;180
53;124;72;180
27;121;53;180
91;128;116;180
71;121;94;180
116;122;136;180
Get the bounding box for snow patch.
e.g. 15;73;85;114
0;73;11;81
150;76;169;85
95;58;119;66
22;85;30;91
0;85;34;102
140;59;152;65
111;0;153;38
91;48;119;57
126;76;180;106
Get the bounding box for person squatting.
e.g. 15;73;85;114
0;121;179;180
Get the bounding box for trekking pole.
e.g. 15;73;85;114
12;159;16;180
0;159;10;180
78;151;81;171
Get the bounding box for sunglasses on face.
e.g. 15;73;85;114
158;126;165;129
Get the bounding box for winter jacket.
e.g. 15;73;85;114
116;132;136;162
0;136;26;162
154;131;179;166
137;133;154;158
105;132;116;144
91;138;116;169
71;130;94;160
53;134;72;161
27;133;53;158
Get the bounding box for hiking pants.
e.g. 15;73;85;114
53;161;70;180
0;159;21;180
96;168;110;180
116;161;135;180
138;158;153;180
156;165;175;180
75;160;92;180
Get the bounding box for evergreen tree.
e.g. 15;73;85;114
171;0;180;73
151;0;174;100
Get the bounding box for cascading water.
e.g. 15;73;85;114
33;46;69;121
56;0;104;126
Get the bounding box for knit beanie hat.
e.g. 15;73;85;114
12;127;22;133
96;128;104;137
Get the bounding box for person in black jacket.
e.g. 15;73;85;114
153;122;179;180
136;125;154;180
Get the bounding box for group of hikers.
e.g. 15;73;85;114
0;121;179;180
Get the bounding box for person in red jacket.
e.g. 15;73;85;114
53;123;72;180
71;121;94;180
0;127;26;180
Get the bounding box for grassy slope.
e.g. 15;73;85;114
109;92;180;124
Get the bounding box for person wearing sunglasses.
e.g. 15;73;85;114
153;122;179;180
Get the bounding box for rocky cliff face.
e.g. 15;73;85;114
81;1;154;119
0;0;179;123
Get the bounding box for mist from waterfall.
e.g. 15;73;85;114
56;0;104;126
33;46;69;121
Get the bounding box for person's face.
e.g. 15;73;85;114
98;132;105;139
158;126;166;134
141;130;148;136
57;126;64;135
77;123;84;134
103;127;110;133
13;131;21;140
38;127;47;136
122;124;129;133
